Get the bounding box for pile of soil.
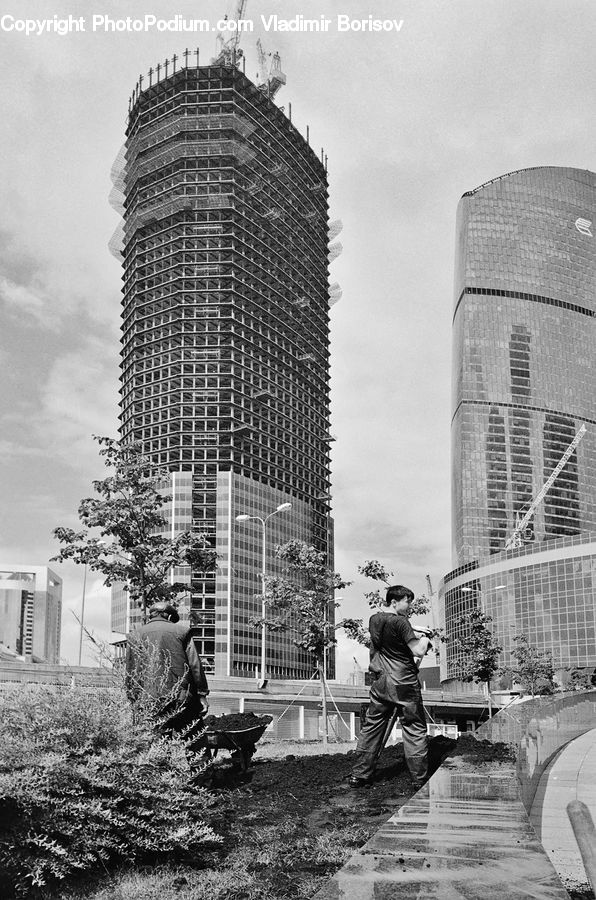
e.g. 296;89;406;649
451;732;517;763
206;734;458;842
203;711;273;730
567;887;595;900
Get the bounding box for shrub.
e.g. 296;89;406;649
0;683;218;898
0;683;130;768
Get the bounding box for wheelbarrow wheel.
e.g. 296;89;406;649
230;744;256;772
242;744;256;770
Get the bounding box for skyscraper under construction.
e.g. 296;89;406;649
110;53;335;679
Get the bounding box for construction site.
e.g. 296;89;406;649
107;7;344;682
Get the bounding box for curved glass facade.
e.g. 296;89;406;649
444;167;596;679
440;535;596;679
452;167;596;565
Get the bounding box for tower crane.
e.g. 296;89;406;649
212;0;248;67
256;38;287;98
256;38;268;87
350;656;365;686
504;423;586;550
424;575;440;644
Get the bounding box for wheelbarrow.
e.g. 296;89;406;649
203;721;269;772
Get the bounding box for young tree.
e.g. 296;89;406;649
340;560;443;648
452;608;502;716
566;666;596;691
53;436;217;623
501;634;557;697
257;540;350;746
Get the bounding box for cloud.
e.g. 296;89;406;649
0;227;44;285
0;221;119;333
0;439;47;459
0;232;60;329
37;335;120;468
0;276;57;329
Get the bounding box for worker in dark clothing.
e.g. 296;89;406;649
125;601;209;739
348;585;431;789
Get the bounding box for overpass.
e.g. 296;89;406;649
0;662;497;739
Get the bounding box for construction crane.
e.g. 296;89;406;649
256;38;287;98
424;575;440;640
505;423;586;550
256;38;268;87
349;656;365;686
212;0;248;67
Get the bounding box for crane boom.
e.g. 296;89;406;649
212;0;248;66
256;38;268;86
505;423;586;550
424;574;439;638
255;39;287;98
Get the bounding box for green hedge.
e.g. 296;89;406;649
0;683;218;898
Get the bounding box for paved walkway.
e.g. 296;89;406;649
314;762;570;899
529;727;596;888
313;717;596;899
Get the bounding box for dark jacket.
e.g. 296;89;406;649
125;617;208;705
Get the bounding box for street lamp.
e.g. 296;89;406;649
236;502;292;687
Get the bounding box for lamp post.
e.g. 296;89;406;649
236;502;292;687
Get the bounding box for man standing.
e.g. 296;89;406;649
125;601;209;736
349;585;431;788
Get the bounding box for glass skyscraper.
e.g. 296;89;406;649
110;55;334;679
440;167;596;681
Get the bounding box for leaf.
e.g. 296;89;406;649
52;437;218;618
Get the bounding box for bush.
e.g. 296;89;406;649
0;683;219;898
0;683;130;767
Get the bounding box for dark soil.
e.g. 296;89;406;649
203;711;273;731
195;735;458;898
449;732;517;762
207;733;457;811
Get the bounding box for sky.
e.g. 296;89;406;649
1;0;596;676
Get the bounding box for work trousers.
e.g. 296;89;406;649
352;671;428;785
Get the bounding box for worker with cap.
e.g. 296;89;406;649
125;601;209;738
348;584;432;789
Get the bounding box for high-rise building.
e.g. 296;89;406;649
0;565;62;663
110;55;334;679
440;167;596;682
